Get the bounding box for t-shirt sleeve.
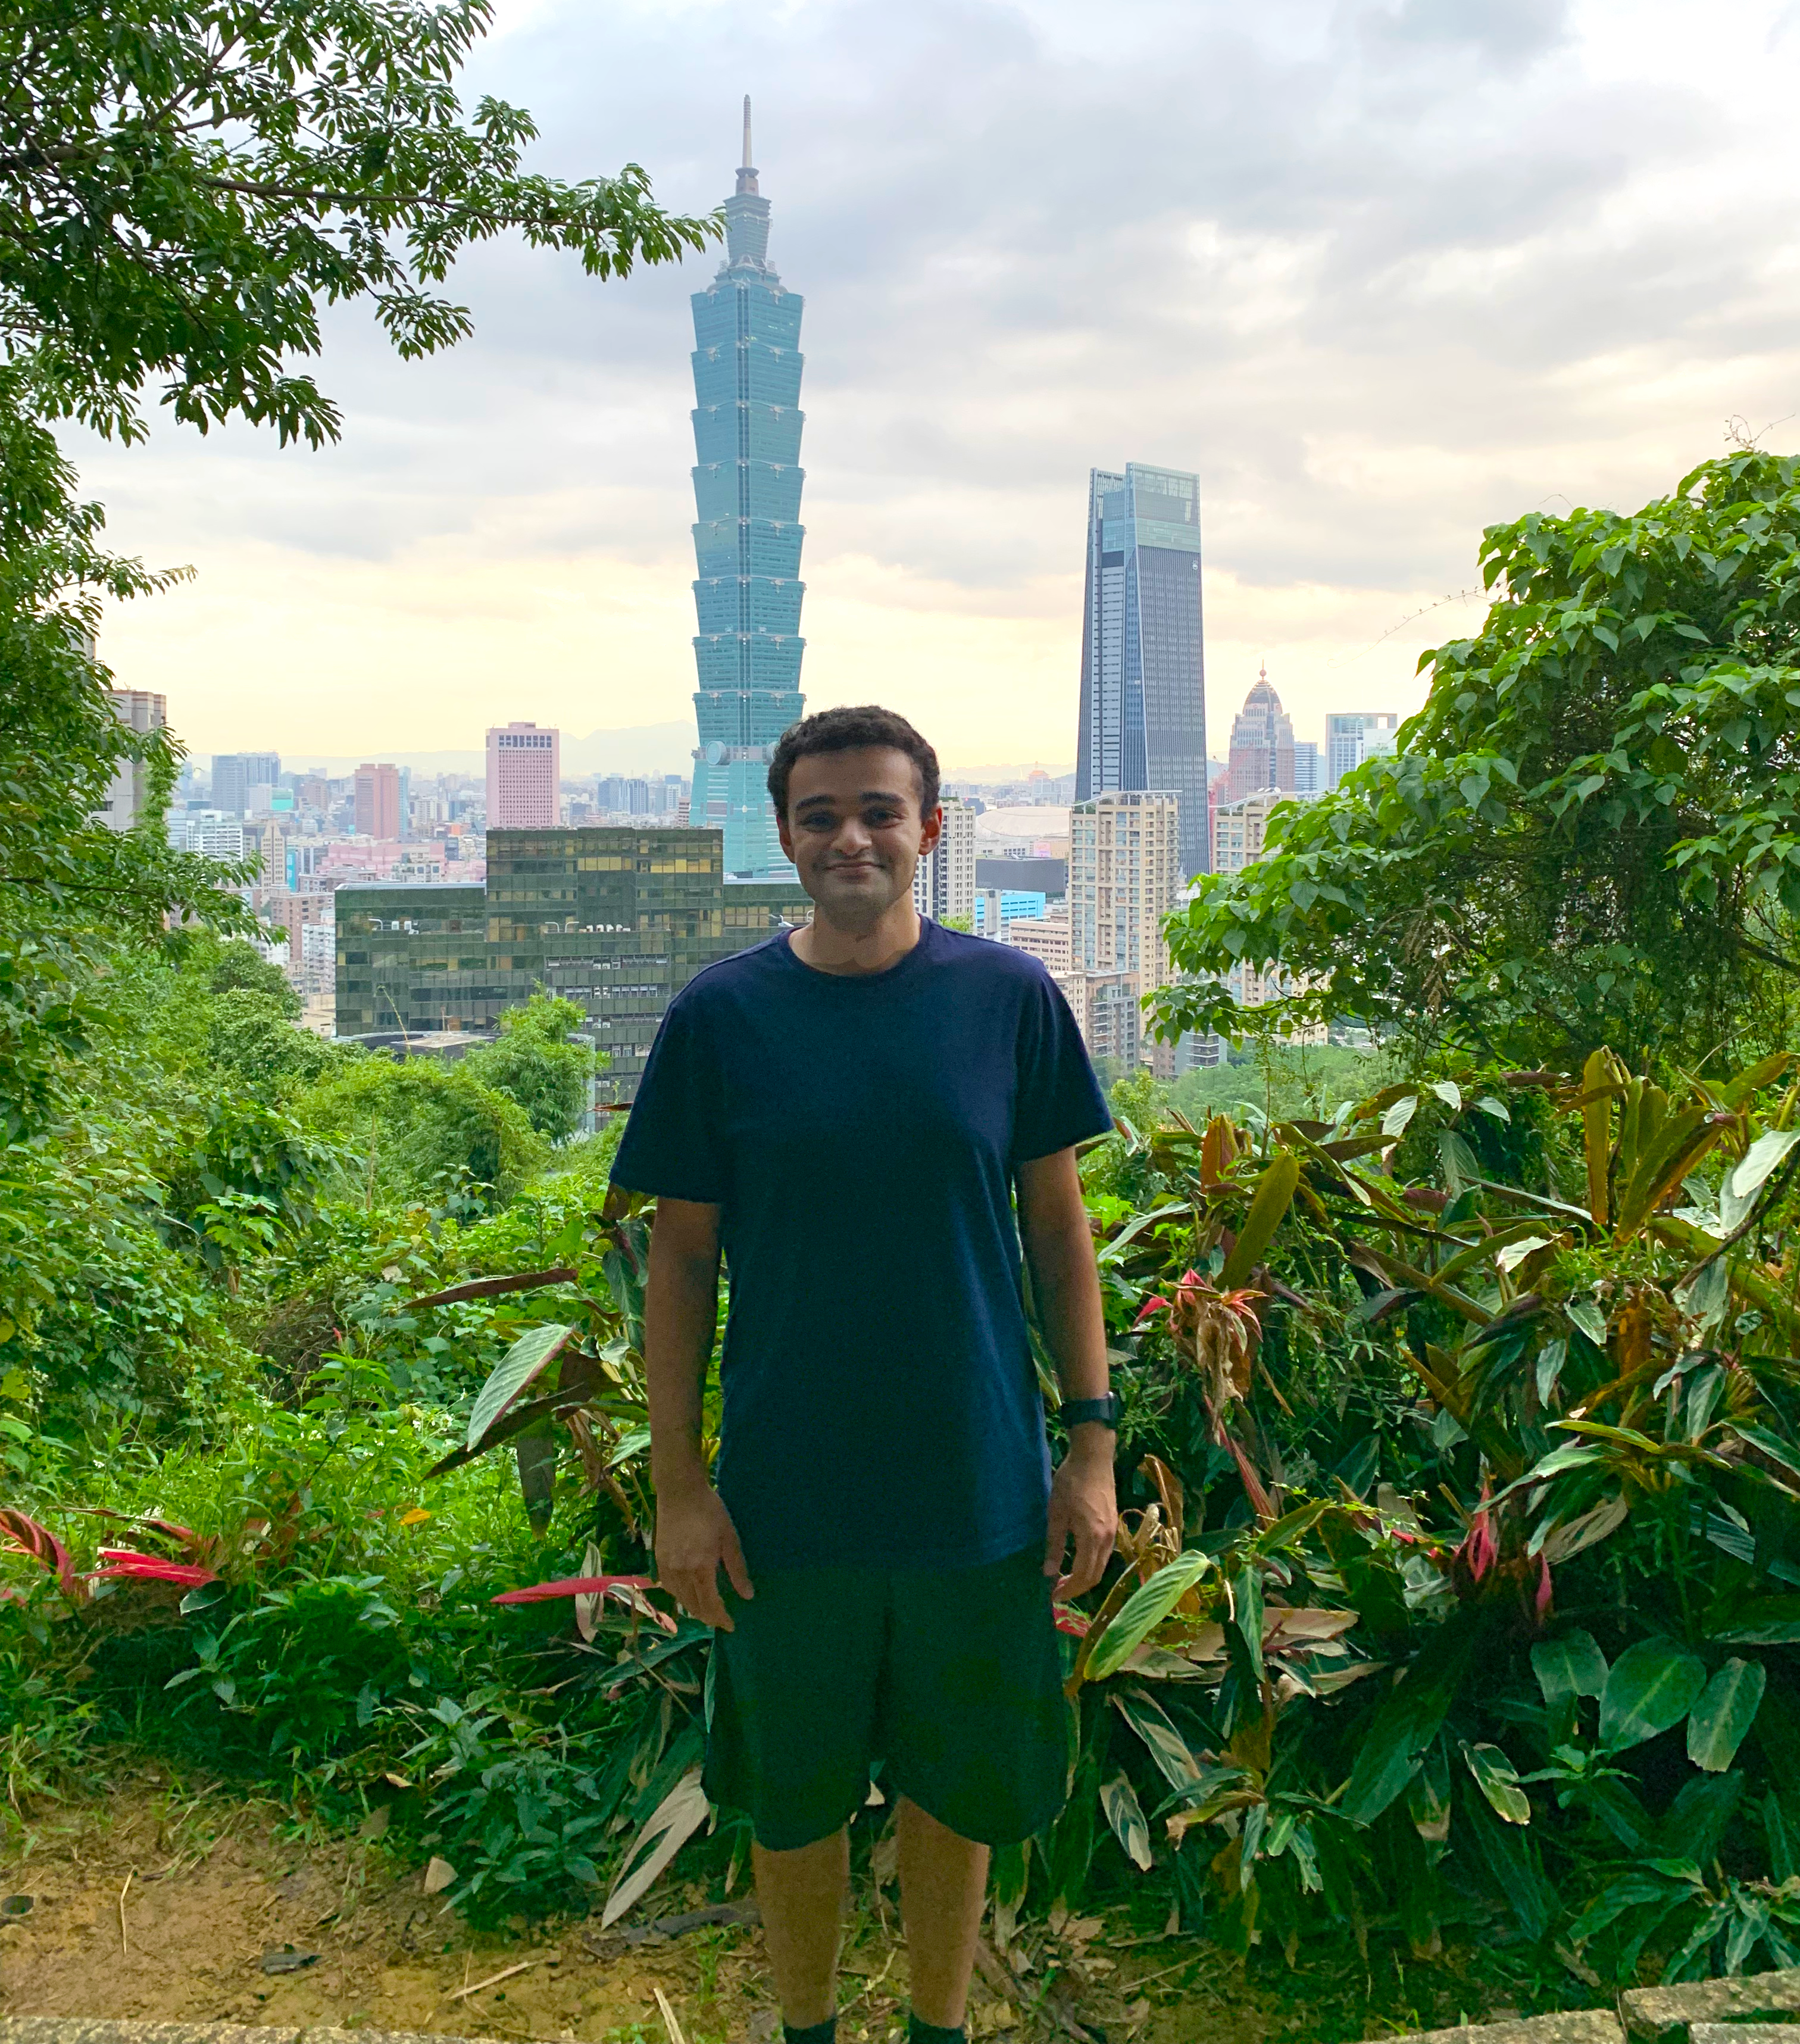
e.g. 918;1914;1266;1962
1011;967;1114;1165
609;994;727;1203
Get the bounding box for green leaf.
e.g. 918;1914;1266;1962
1598;1639;1708;1752
466;1322;575;1451
1710;1594;1800;1644
1567;1297;1608;1347
1099;1772;1153;1871
1462;1741;1531;1824
1340;1640;1470;1825
1732;1128;1800;1201
1532;1628;1608;1705
1084;1552;1212;1682
1111;1689;1202;1792
1382;1095;1418;1138
1219;1148;1301;1288
1686;1658;1765;1772
1429;1081;1462;1110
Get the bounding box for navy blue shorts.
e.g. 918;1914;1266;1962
704;1544;1070;1852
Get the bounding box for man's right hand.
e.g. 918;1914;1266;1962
654;1475;754;1630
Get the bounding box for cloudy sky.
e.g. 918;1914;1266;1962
77;0;1800;773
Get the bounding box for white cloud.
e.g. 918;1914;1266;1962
79;0;1800;765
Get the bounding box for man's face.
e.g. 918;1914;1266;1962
777;745;942;925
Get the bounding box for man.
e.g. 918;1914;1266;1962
611;706;1118;2044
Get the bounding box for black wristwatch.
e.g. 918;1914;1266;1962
1060;1393;1122;1431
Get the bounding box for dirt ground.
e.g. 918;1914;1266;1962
0;1772;1296;2044
0;1772;1527;2044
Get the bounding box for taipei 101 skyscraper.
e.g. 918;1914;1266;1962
686;100;805;878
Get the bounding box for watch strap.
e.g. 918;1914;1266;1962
1061;1393;1121;1430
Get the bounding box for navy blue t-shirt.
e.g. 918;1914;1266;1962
611;920;1112;1572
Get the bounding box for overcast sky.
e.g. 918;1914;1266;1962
78;0;1800;773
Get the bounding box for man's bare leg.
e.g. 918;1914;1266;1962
754;1827;849;2029
897;1797;989;2029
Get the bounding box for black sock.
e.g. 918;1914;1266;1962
910;2018;966;2044
784;2020;835;2044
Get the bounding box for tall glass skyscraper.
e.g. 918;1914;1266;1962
1074;464;1209;876
688;100;805;878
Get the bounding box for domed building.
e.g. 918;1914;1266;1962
1222;664;1296;803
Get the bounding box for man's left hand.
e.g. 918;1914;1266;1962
1043;1430;1117;1599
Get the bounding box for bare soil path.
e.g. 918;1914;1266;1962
0;1772;1508;2044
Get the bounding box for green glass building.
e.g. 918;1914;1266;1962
335;828;809;1099
688;99;805;879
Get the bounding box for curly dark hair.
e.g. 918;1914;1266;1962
766;706;940;819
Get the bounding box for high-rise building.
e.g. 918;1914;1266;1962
486;722;560;829
1212;786;1307;875
1223;666;1297;801
1074;464;1208;878
688;100;806;879
212;751;280;816
97;690;167;831
911;796;976;925
1067;790;1182;1066
1293;740;1323;794
354;762;401;840
335;831;810;1098
1326;711;1400;787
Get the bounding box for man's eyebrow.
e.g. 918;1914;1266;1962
793;788;908;810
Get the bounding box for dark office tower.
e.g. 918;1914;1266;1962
1074;465;1208;876
688;98;805;878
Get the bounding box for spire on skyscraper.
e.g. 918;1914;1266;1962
738;95;757;195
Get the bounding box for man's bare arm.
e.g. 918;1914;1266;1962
1016;1146;1116;1599
643;1195;752;1628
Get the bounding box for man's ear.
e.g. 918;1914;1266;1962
918;803;945;855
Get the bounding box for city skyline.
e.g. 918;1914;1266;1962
72;3;1800;763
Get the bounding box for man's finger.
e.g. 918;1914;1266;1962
720;1522;755;1602
672;1567;733;1631
1069;1521;1108;1597
1042;1511;1069;1579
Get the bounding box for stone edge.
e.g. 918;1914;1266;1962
1375;2012;1624;2044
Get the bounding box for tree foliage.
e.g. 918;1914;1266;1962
1156;452;1800;1069
1;0;717;447
465;991;598;1143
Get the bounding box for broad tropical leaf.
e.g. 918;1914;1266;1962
466;1322;576;1451
1111;1689;1202;1791
601;1765;710;1927
1099;1771;1153;1871
1462;1741;1530;1824
0;1506;82;1601
411;1267;578;1308
1732;1128;1800;1202
1340;1637;1471;1825
1083;1552;1211;1682
1220;1148;1301;1287
1531;1628;1608;1704
1382;1095;1418;1138
1598;1639;1708;1752
1686;1658;1766;1772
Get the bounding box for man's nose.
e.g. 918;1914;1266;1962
834;816;874;853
